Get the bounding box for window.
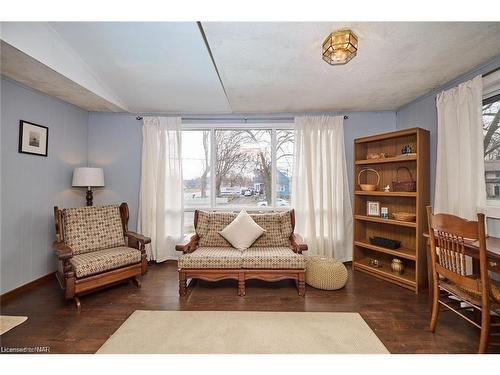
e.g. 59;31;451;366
181;125;295;234
483;94;500;202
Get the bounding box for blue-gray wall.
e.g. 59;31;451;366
396;94;437;199
343;111;397;194
87;113;142;231
396;55;500;236
0;77;88;294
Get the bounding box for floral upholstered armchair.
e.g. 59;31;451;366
52;203;150;310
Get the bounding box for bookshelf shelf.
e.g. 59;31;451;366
354;240;416;260
354;191;417;197
354;215;417;228
353;258;416;289
355;154;417;165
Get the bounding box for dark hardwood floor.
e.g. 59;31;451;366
0;261;498;354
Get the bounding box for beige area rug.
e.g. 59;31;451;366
97;310;389;354
0;315;28;335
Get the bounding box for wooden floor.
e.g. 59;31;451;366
1;261;498;354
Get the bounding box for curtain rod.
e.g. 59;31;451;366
135;115;349;121
483;66;500;78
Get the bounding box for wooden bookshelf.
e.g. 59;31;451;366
352;128;430;294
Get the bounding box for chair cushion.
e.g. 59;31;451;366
63;205;125;255
70;246;141;278
178;247;243;269
241;247;306;269
196;210;293;247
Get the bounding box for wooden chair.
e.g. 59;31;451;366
53;203;150;310
426;206;500;353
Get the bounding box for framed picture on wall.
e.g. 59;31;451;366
366;201;381;217
18;120;49;157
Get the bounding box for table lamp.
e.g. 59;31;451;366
72;167;105;206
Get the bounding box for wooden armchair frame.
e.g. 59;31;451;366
53;202;150;310
175;209;308;297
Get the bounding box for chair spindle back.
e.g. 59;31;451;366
426;206;488;295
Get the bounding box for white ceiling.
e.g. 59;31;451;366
203;22;500;112
47;22;231;113
2;22;500;113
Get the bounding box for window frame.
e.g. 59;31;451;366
482;91;500;218
181;123;295;217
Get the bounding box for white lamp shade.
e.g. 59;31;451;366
72;167;105;187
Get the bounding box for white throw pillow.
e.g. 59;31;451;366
219;210;265;250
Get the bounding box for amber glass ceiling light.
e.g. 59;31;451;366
322;29;358;65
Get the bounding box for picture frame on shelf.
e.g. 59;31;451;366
366;201;380;217
18;120;49;157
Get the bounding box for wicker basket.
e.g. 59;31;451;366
393;212;416;222
358;168;380;191
392;166;416;192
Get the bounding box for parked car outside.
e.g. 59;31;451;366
257;198;289;207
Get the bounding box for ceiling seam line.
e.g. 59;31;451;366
196;21;232;112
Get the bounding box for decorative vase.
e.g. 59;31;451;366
391;258;404;274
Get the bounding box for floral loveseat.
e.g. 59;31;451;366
176;209;308;296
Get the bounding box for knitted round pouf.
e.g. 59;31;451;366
305;256;348;290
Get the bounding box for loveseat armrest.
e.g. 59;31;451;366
290;233;308;254
175;234;199;254
52;241;73;260
125;231;151;245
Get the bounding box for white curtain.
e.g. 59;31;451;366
292;115;353;261
435;75;485;220
137;116;183;262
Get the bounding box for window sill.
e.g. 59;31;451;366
481;205;500;220
184;206;293;212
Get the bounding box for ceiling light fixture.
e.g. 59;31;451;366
322;28;358;65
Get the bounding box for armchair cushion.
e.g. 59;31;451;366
63;205;125;255
196;211;293;248
177;247;243;269
70;246;141;278
241;247;306;269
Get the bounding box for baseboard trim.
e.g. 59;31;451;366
0;272;56;304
